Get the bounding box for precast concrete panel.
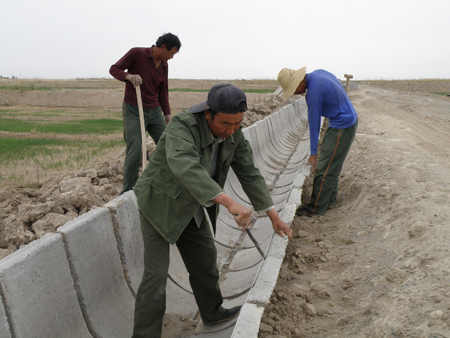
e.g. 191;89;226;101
165;278;197;315
0;293;10;338
0;233;90;338
231;303;264;338
58;207;135;338
168;244;192;291
220;264;261;299
105;191;143;295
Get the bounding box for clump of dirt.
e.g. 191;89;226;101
0;153;126;259
242;94;286;127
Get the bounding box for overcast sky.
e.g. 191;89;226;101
1;0;449;81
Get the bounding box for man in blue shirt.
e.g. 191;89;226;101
278;67;358;216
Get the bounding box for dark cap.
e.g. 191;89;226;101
189;83;247;114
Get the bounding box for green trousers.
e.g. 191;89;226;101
121;103;166;194
132;213;225;338
307;119;358;215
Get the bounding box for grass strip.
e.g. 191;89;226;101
0;137;123;170
0;109;122;119
0;118;122;134
0;86;120;91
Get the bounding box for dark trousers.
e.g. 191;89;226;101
121;102;166;194
132;214;225;338
307;119;358;215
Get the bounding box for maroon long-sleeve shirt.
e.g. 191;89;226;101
109;46;171;115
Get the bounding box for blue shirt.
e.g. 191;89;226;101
305;70;358;155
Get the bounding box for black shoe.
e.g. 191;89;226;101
296;207;314;217
203;306;242;326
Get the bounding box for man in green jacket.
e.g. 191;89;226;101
132;83;293;337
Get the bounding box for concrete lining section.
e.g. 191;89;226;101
0;290;10;338
255;118;288;164
166;278;197;315
0;305;10;338
105;191;143;296
168;244;192;292
231;206;296;338
231;303;264;338
226;101;308;338
0;233;90;338
58;207;135;338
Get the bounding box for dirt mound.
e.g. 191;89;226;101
0;156;126;258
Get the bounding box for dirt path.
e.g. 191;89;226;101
260;86;450;337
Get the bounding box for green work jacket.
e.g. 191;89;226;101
134;109;273;244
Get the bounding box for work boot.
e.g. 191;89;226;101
203;306;242;326
296;207;315;217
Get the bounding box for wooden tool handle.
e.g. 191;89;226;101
135;85;147;168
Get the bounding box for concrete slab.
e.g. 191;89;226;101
105;191;143;295
231;303;264;338
168;244;191;291
0;233;90;338
248;126;285;169
166;278;197;315
58;207;135;338
246;227;290;307
253;118;287;165
193;323;236;338
228;248;264;271
0;292;10;338
220;264;260;298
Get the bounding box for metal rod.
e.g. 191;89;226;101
245;218;265;258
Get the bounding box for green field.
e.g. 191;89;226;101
0;118;123;134
0;137;123;168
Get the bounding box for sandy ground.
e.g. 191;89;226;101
259;85;450;338
2;81;450;337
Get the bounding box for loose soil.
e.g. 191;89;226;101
2;79;450;337
260;85;450;338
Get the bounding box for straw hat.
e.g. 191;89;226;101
277;67;307;100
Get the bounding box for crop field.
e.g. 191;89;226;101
0;108;124;187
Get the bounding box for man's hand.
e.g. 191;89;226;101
125;74;143;88
306;155;317;172
213;193;252;230
164;114;172;124
267;209;292;240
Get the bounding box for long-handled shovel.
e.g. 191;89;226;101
135;85;147;168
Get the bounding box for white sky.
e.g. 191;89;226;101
1;0;449;81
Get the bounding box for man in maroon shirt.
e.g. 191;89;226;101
110;32;181;194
